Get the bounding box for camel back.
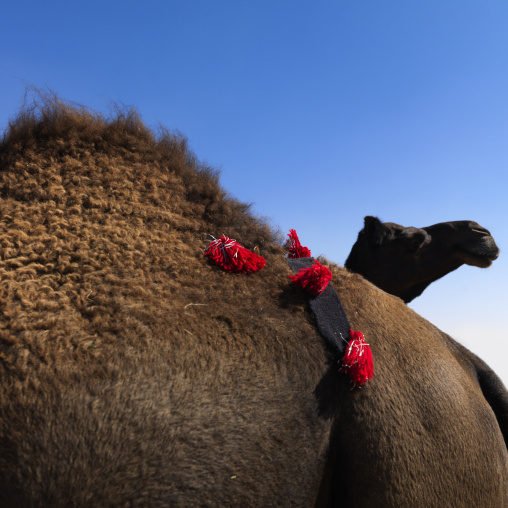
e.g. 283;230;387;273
0;97;506;507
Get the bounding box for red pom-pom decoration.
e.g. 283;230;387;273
287;229;311;258
340;330;374;386
289;260;332;295
204;236;266;274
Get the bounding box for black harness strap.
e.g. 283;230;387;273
287;257;350;357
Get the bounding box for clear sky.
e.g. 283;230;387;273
2;1;508;385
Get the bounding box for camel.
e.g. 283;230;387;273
345;215;500;303
0;96;506;507
344;216;508;449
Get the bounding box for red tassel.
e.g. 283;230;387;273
204;236;266;274
287;229;311;258
341;330;374;386
289;260;332;295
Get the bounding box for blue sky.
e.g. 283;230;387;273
2;1;508;384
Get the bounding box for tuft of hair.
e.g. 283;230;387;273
0;89;276;250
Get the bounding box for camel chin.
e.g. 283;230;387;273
464;257;494;268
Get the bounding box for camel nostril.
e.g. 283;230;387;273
471;228;490;236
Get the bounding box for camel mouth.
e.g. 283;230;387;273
461;236;500;267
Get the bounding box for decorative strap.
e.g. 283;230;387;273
287;257;351;356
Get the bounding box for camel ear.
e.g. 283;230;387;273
363;216;389;246
404;230;429;255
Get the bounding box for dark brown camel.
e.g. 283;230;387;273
0;97;506;507
345;215;500;303
344;216;508;451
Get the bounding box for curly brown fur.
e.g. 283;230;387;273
0;95;506;507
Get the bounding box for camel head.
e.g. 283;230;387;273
345;216;500;303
